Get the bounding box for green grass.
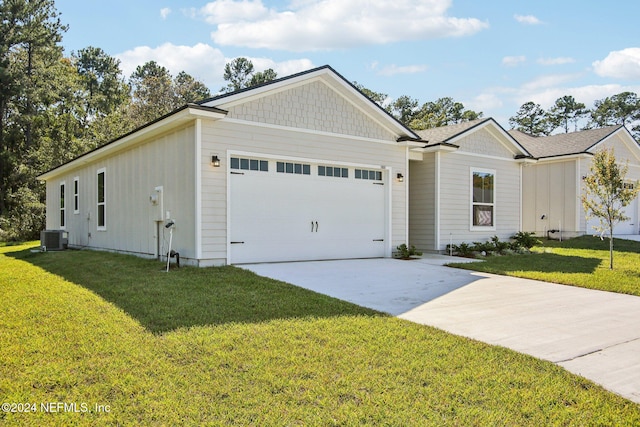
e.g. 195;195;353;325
1;243;639;425
449;236;640;296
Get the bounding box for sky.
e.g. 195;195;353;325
54;0;640;129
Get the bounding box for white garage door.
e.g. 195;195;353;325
229;156;387;264
586;196;638;235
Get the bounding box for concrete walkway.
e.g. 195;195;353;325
243;257;640;404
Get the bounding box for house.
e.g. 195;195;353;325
408;118;533;252
37;65;425;266
511;125;640;238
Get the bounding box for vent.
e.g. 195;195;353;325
40;230;69;251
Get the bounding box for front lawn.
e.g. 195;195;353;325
1;243;639;425
448;236;640;296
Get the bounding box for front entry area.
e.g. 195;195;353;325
229;155;387;264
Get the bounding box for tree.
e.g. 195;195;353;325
387;95;419;124
409;97;482;130
547;95;588;133
72;46;128;126
174;71;211;104
352;82;388;108
509;101;551;136
128;61;175;125
590;92;640;139
221;57;254;92
221;58;277;93
127;62;210;127
581;148;639;269
0;0;68;238
249;68;277;87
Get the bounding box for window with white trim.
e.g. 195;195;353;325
73;177;79;214
471;169;495;228
60;182;66;228
97;168;106;230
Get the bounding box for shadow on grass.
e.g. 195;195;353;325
543;235;640;254
9;248;382;334
449;252;602;275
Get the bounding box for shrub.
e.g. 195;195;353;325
395;244;422;259
511;231;541;250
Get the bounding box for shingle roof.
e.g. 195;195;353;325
509;125;624;158
415;118;489;144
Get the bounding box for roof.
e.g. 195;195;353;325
509;125;626;158
38;65;420;181
413;118;531;157
199;64;420;141
37;104;227;180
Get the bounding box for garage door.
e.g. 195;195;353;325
229;156;387;263
586;195;638;235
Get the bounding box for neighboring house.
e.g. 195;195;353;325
511;125;640;238
409;118;533;252
37;66;424;266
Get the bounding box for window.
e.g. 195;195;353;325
230;157;268;172
624;182;635;190
318;165;348;178
277;161;310;175
73;177;79;214
471;169;495;228
355;169;382;181
60;182;66;228
97;169;106;230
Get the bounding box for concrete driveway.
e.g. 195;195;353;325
243;256;640;404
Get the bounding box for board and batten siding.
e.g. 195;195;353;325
199;119;407;265
522;160;578;237
408;153;436;251
45;125;197;260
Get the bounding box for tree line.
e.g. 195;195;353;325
1;1;639;241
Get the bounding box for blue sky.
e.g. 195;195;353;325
55;0;640;128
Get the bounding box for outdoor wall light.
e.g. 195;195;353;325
397;173;404;182
211;155;221;167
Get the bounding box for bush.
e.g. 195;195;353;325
511;231;541;250
395;244;422;259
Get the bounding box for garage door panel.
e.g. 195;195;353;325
229;158;387;264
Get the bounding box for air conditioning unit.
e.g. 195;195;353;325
40;230;69;251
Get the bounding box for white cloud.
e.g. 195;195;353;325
199;0;269;24
537;57;575;66
196;0;489;51
502;56;526;67
592;48;640;79
376;64;428;76
160;8;172;19
117;43;228;89
240;57;315;77
514;14;542;25
116;43;314;92
520;73;581;92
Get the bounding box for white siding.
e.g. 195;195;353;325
409;154;436;251
522;160;578;237
44;125;197;261
438;152;521;249
199;119;407;264
226;80;392;141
